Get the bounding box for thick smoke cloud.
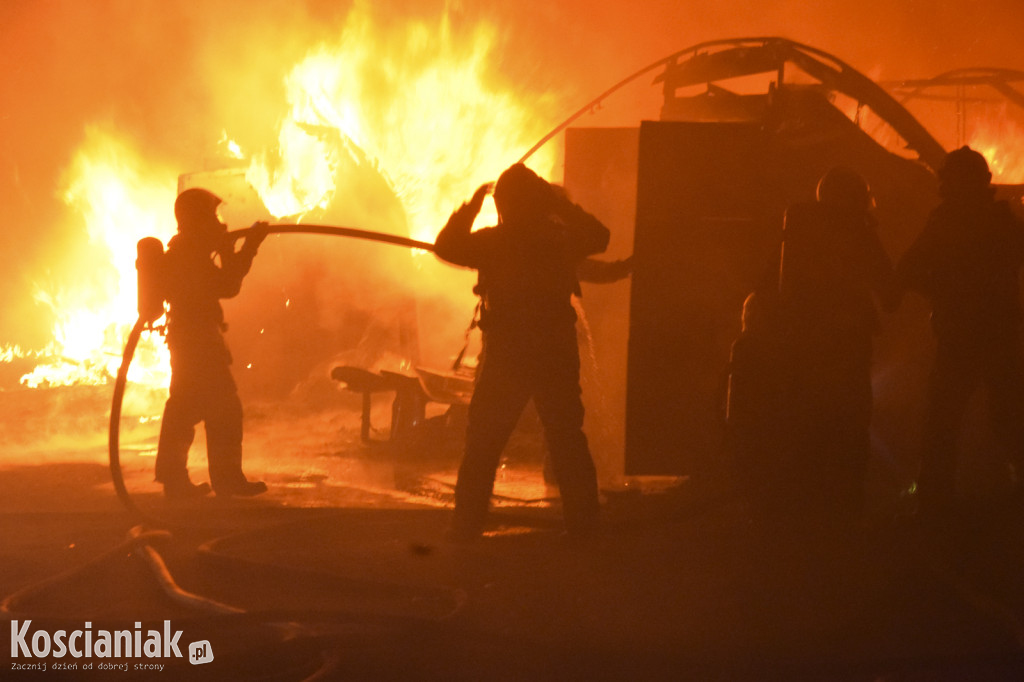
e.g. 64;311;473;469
1;0;1022;350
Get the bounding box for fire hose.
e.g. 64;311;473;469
109;224;434;526
98;224;462;680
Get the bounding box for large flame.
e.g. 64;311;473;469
246;5;558;237
11;0;1024;397
968;109;1024;184
15;128;176;389
3;4;560;392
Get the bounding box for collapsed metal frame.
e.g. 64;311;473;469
884;68;1024;149
522;37;947;173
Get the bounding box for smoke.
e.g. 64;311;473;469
1;0;1023;361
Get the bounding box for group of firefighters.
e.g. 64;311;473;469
730;147;1024;524
151;146;1024;540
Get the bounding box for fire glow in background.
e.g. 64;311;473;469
1;0;1023;423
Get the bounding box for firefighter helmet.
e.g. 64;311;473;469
816;167;871;212
938;146;991;196
174;188;222;233
493;163;548;222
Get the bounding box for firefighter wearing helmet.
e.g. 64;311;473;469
155;188;269;499
767;166;899;521
899;146;1024;518
433;163;610;541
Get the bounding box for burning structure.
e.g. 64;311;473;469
5;3;1024;679
2;11;1024;498
92;33;1018;524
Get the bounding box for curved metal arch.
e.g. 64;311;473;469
886;67;1024;112
521;36;947;173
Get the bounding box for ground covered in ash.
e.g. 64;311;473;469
2;389;1024;680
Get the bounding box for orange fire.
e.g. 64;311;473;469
3;5;560;393
968;110;1024;184
246;6;558;236
16;128;177;390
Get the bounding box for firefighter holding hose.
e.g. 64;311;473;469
434;163;610;541
154;188;269;499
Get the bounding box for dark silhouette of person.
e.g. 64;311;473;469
766;167;898;520
154;188;269;499
726;287;800;518
898;146;1024;516
434;163;610;541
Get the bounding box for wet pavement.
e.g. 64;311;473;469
2;396;1024;680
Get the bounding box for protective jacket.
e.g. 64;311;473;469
161;232;259;362
434;199;609;333
899;196;1024;340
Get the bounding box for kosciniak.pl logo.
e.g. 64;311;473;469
9;620;213;672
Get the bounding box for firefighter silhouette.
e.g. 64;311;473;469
434;163;610;540
154;188;269;499
726;288;799;517
729;167;898;521
898;146;1024;516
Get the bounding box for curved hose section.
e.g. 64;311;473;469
127;526;246;615
230;223;434;252
0;526;170;615
108;317;159;525
517;53;679;164
109;225;434;525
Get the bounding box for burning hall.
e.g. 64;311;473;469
3;1;1024;679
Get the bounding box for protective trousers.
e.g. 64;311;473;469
155;339;248;492
918;330;1024;512
453;328;599;537
791;331;874;520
